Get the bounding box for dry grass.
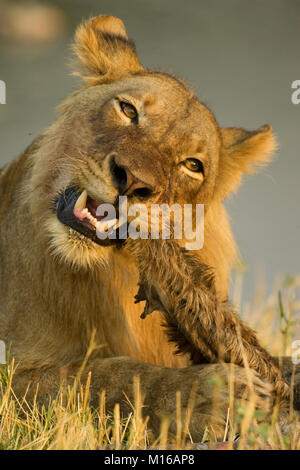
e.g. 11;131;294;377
0;270;300;450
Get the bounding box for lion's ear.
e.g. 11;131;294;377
217;124;277;199
72;15;143;85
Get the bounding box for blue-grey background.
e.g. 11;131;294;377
0;0;299;303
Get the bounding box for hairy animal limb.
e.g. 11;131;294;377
12;356;274;441
127;239;290;400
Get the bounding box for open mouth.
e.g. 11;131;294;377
56;186;125;247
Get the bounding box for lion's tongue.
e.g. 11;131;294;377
86;197;102;219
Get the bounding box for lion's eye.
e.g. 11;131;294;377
120;101;138;121
183;158;204;173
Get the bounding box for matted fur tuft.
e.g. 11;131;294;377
128;238;290;399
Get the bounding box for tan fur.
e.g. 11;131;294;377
217;125;277;199
0;15;293;439
73;15;143;85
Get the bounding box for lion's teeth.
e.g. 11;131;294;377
96;218;119;233
112;220;121;230
105;218;119;232
74;190;87;211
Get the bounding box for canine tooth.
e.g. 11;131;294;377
104;218;119;232
97;218;119;233
96;221;105;233
74;190;87;211
111;220;121;231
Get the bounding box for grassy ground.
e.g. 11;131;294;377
0;270;299;450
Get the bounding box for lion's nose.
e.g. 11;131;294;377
110;156;153;199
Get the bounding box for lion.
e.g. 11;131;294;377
0;15;298;440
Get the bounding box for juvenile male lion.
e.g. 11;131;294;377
0;15;298;439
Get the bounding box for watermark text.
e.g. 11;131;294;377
0;80;6;104
292;340;300;365
94;197;205;250
291;80;300;105
0;340;6;364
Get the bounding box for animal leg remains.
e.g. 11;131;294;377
128;239;290;399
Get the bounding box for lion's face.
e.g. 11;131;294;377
44;74;220;267
31;16;276;269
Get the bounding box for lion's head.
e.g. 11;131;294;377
27;15;276;272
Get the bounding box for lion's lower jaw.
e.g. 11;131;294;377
45;216;113;270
